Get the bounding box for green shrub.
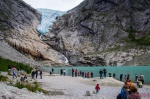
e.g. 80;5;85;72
137;36;150;46
0;57;32;74
0;75;8;82
14;82;49;94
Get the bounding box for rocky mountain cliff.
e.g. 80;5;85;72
45;0;150;66
0;0;69;66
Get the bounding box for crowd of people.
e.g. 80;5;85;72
8;65;43;82
71;68;94;78
31;68;43;79
7;66;146;99
117;75;142;99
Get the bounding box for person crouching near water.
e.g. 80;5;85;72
127;85;141;99
95;84;100;94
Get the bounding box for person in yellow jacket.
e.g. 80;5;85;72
137;79;142;88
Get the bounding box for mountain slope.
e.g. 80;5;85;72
0;0;68;66
45;0;150;66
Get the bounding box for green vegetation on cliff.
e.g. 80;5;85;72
0;57;32;73
128;29;150;46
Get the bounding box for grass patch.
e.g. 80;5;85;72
127;28;150;46
14;81;49;94
0;57;32;74
0;75;8;82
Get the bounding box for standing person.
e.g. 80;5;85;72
50;71;52;75
91;72;93;78
8;65;11;75
127;74;130;80
137;79;142;88
52;68;54;74
135;74;138;82
39;70;42;79
109;72;112;77
124;75;127;81
139;74;144;84
99;69;103;79
63;69;66;76
80;71;82;76
75;69;78;77
113;73;116;78
103;68;107;78
72;68;74;77
82;72;84;78
127;85;141;99
35;69;38;79
31;69;34;79
87;72;89;78
120;74;123;81
95;84;100;94
60;69;63;75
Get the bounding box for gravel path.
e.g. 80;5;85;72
0;74;150;99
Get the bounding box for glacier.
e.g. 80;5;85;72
36;9;68;64
37;8;66;37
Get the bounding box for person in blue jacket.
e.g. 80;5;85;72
121;83;129;99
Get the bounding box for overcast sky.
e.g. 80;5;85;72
22;0;84;11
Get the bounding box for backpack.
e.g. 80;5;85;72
116;93;121;99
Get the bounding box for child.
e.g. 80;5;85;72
95;84;100;94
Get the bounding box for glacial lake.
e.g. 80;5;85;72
40;66;150;84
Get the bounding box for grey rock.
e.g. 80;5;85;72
44;0;150;66
0;0;69;66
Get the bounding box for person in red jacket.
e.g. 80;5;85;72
95;84;100;94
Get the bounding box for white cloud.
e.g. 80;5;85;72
22;0;84;11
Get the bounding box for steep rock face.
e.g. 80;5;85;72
0;0;68;66
45;0;150;66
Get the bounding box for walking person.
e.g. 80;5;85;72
12;68;17;79
95;84;100;94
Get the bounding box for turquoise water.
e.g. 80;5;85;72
41;66;150;84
